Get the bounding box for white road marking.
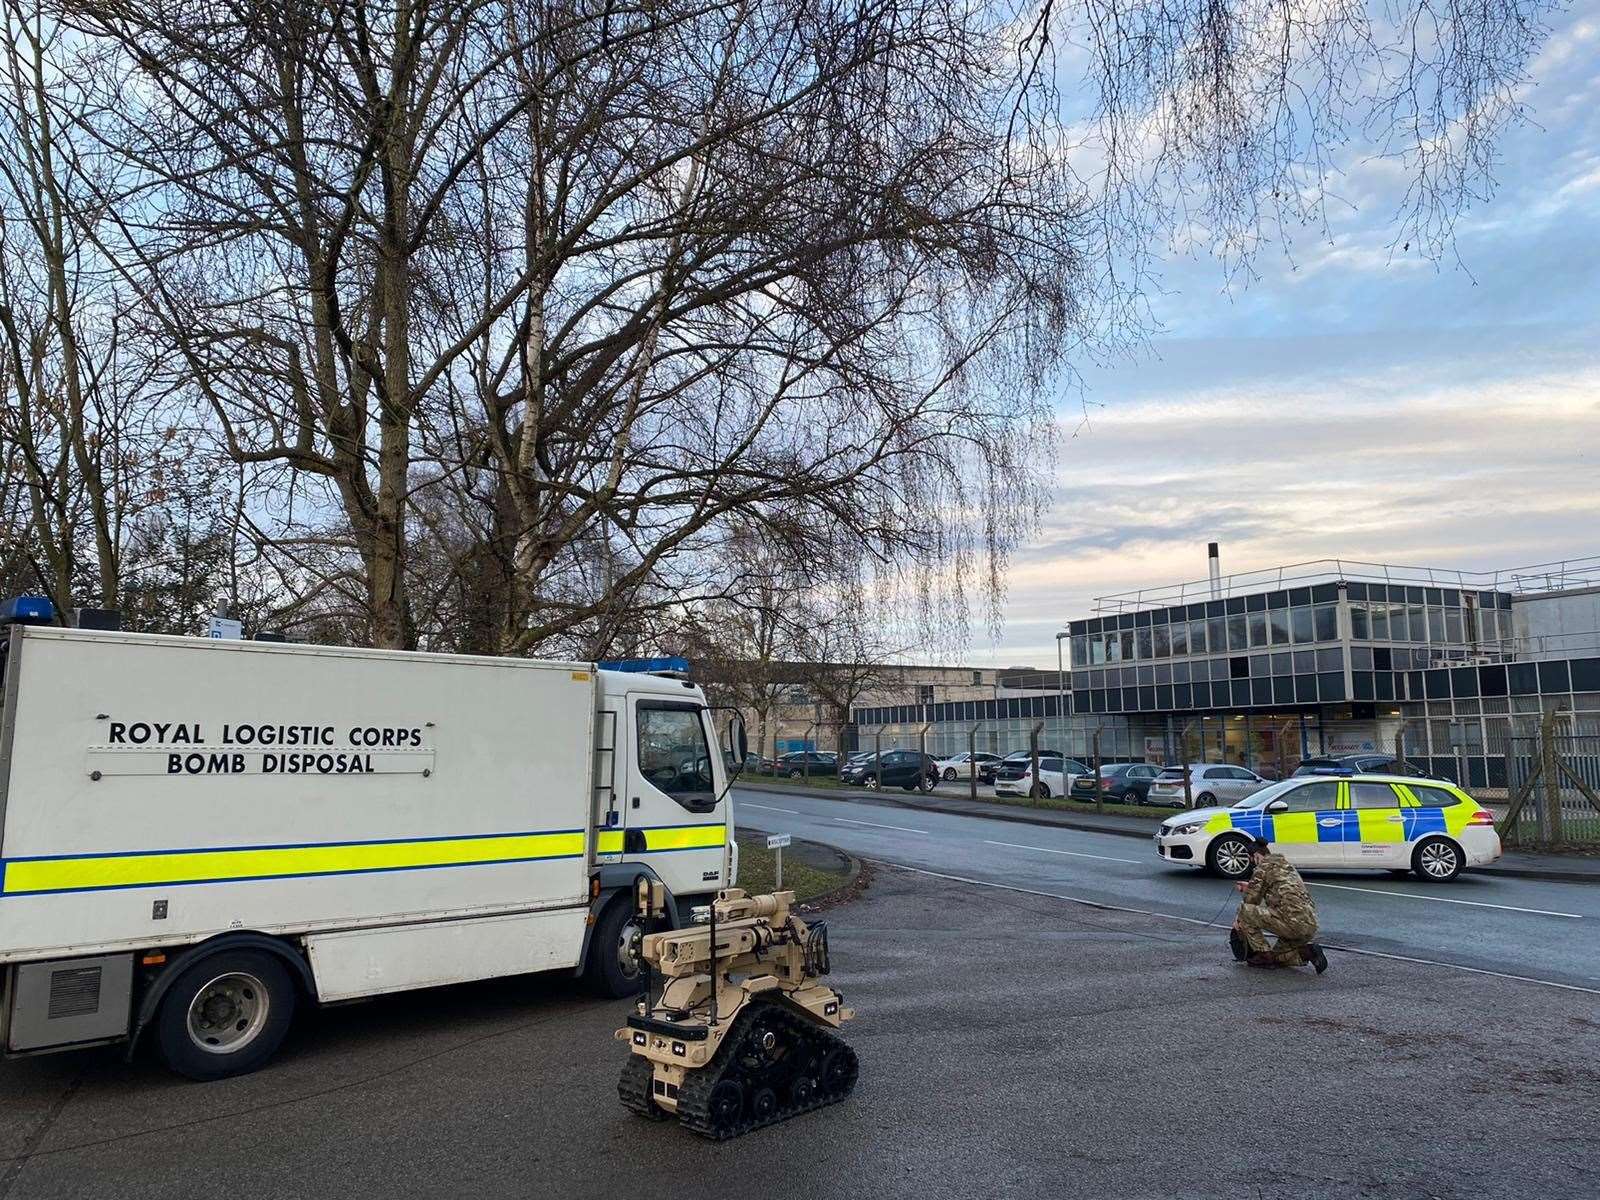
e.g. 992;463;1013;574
832;817;927;835
741;802;800;814
1305;881;1581;919
884;862;1600;997
984;839;1140;865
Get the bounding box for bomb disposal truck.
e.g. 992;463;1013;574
0;611;745;1079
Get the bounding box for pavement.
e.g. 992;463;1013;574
741;779;1600;883
734;785;1600;991
1;863;1594;1199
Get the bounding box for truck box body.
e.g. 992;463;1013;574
0;628;600;970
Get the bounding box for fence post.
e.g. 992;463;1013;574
1092;727;1103;814
1541;709;1563;844
968;723;984;801
873;729;883;791
1393;728;1408;775
1028;721;1044;806
919;722;933;793
804;721;816;785
1181;720;1194;808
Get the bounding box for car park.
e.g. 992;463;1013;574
839;749;939;790
1153;774;1500;882
1068;762;1161;804
1146;763;1269;808
934;751;1003;781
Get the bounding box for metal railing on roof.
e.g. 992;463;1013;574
1088;555;1600;615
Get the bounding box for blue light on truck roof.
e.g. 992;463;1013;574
0;595;55;625
598;656;691;675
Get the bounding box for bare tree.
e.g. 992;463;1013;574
8;0;1559;656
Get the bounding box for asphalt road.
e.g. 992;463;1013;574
733;786;1600;992
1;865;1594;1199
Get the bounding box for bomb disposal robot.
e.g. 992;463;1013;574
617;881;858;1138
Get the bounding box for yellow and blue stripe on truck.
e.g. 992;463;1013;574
0;822;727;896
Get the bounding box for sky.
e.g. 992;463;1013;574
971;7;1600;669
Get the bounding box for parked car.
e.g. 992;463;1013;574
1153;774;1500;881
933;751;1003;782
1293;753;1433;778
839;749;939;790
1146;763;1270;808
1069;762;1161;804
773;750;838;779
995;756;1090;799
990;749;1066;786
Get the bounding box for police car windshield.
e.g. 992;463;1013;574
1229;779;1301;809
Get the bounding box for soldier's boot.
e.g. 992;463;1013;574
1301;943;1329;974
1245;953;1280;969
1228;928;1248;962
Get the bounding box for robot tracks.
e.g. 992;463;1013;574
619;998;858;1139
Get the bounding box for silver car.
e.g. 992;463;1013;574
1146;763;1269;808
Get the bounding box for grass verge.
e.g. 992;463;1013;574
734;833;855;903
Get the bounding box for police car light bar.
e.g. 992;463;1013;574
0;595;55;626
598;656;692;677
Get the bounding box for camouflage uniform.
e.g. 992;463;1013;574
1237;852;1318;966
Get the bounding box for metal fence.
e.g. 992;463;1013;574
1497;727;1600;848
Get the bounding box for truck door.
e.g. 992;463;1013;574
625;697;728;898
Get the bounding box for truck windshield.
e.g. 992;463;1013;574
637;704;716;810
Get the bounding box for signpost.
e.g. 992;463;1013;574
766;832;791;889
208;616;243;640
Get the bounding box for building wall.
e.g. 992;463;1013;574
1514;587;1600;660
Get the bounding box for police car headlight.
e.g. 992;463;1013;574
1173;822;1205;836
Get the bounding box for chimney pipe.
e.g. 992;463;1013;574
1207;542;1221;599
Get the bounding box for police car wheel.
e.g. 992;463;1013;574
157;949;297;1080
1412;837;1463;882
1208;834;1253;880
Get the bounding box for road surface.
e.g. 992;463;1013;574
734;785;1600;992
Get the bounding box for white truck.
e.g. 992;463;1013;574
0;621;745;1079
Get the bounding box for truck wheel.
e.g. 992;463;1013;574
156;949;297;1081
587;897;644;998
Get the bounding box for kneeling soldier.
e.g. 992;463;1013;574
1234;837;1328;973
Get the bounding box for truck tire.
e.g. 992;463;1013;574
156;948;297;1080
587;896;645;998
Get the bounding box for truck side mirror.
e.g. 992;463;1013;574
728;713;748;774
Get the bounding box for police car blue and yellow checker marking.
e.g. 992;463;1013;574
0;829;588;897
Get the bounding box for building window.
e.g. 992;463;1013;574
971;670;983;685
1227;613;1248;651
1313;604;1338;642
1350;603;1368;639
917;685;935;704
1189;618;1208;654
1291;607;1313;644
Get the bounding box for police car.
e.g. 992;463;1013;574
1153;774;1501;882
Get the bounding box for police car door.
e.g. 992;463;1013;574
1347;781;1409;868
628;697;727;898
1271;779;1345;866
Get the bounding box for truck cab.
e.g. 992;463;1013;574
585;661;742;995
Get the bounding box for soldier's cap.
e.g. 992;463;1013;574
1248;837;1271;855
